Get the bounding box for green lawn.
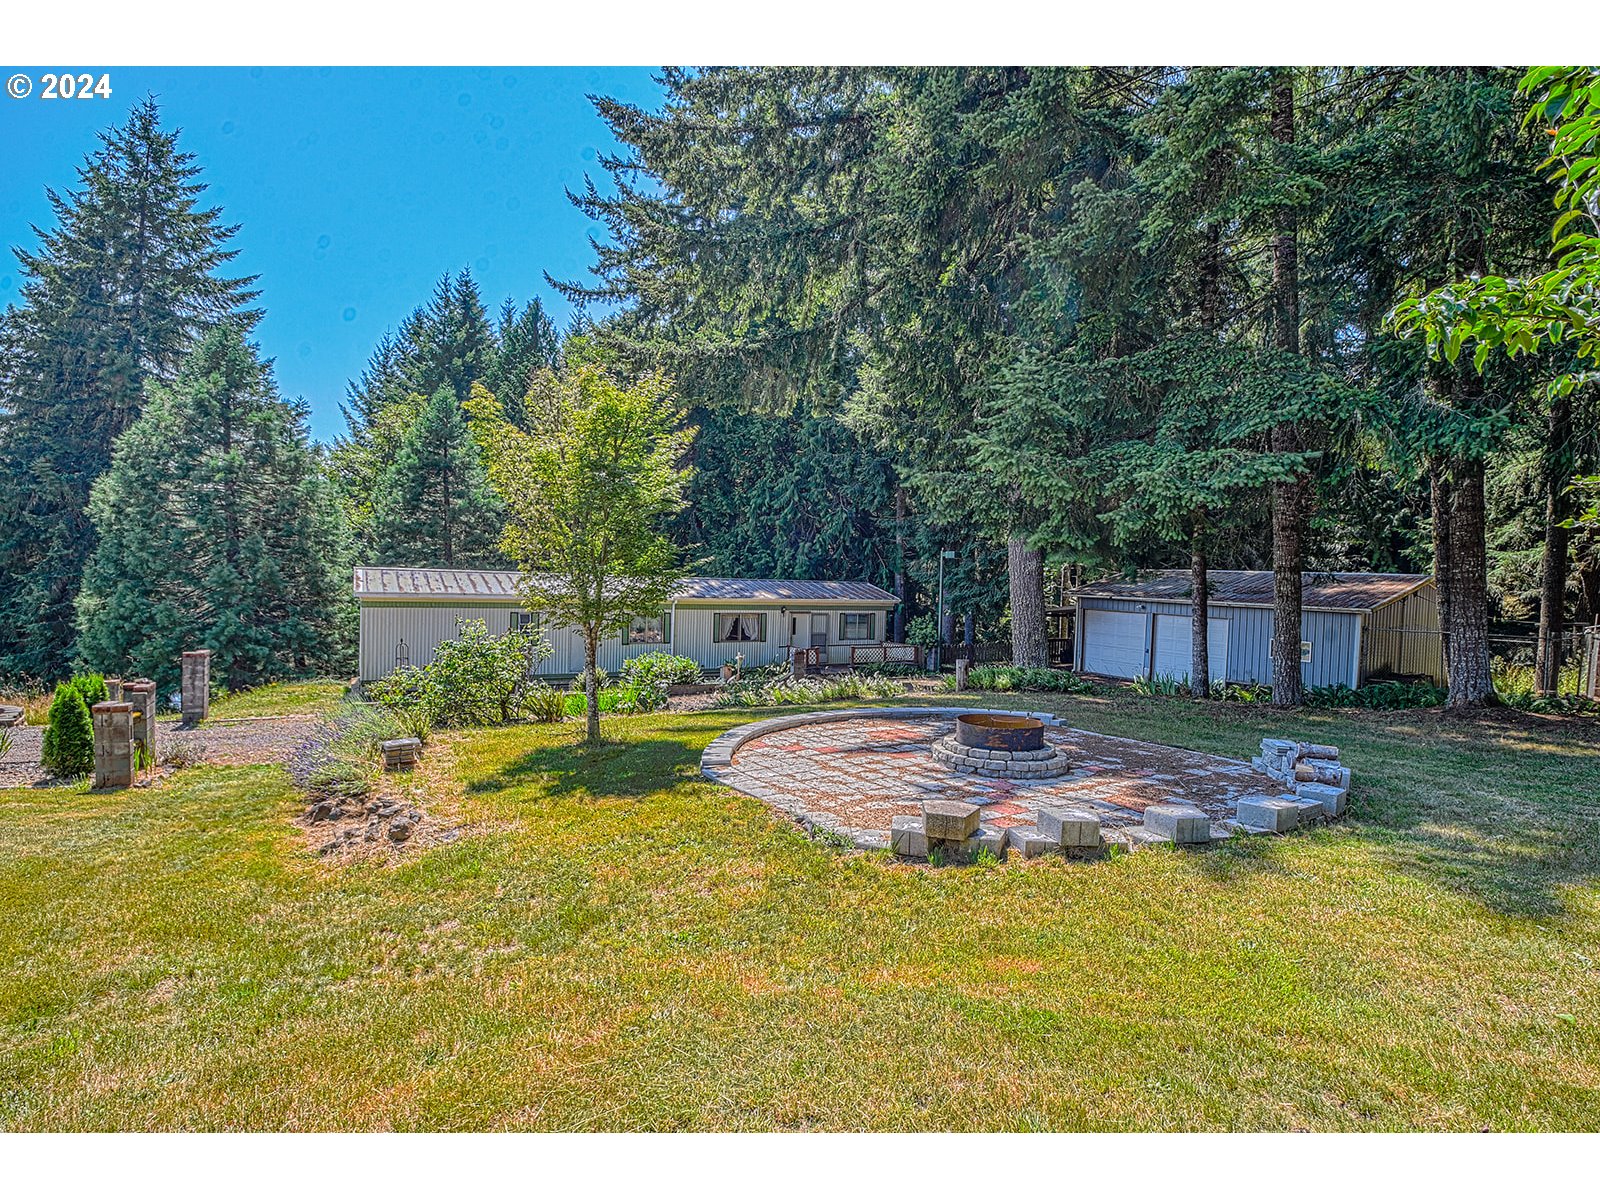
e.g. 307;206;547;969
203;679;352;720
2;692;1598;1130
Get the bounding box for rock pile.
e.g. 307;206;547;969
305;793;425;854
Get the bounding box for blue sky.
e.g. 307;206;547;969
0;66;664;441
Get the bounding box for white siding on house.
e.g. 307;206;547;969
358;599;895;680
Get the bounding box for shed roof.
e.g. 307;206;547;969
1074;570;1431;612
353;567;898;605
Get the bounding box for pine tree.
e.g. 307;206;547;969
485;297;560;428
75;326;351;693
370;385;507;568
40;683;94;777
0;98;258;682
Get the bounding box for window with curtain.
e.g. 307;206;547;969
839;612;877;641
714;612;766;642
626;611;671;644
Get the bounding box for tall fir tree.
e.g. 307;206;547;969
369;385;507;568
0;98;257;681
485;297;561;428
75;326;351;693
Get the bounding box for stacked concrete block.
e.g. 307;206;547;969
1005;827;1055;859
105;677;123;702
380;737;422;771
1256;736;1351;820
1296;780;1347;818
1235;795;1301;833
122;679;156;772
180;650;212;724
1142;803;1211;845
91;701;135;789
922;799;980;842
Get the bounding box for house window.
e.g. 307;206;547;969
626;611;671;645
839;612;877;641
512;611;543;638
715;612;766;642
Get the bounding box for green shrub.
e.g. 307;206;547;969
622;652;701;688
904;614;940;650
1305;680;1446;710
1130;674;1186;697
69;673;108;708
714;671;904;709
41;683;95;777
953;665;1094;695
287;702;398;802
564;688;621;716
525;683;568;723
368;620;551;729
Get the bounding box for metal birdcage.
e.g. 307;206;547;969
395;638;411;670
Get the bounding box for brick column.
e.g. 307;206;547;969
91;702;135;789
791;647;808;678
105;677;123;702
123;679;157;772
181;650;211;724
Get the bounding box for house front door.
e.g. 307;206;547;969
789;612;812;649
810;612;829;649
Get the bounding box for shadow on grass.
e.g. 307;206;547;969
465;732;705;800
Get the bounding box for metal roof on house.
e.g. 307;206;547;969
1074;570;1432;612
353;567;898;605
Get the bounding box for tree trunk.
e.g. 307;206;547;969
1268;70;1306;708
1431;455;1453;676
1536;390;1573;695
583;627;601;743
1190;525;1209;698
892;485;906;643
1008;536;1048;668
1444;456;1495;708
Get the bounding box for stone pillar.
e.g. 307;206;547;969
955;657;969;691
124;679;157;772
105;677;123;702
91;702;135;789
181;650;211;724
791;647;808;678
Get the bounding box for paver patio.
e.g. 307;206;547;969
721;713;1275;838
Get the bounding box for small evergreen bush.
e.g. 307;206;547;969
952;665;1094;694
41;683;95;777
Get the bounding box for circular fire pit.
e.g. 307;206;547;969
931;713;1072;780
955;713;1045;753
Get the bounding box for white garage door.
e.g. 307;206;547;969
1152;614;1230;684
1082;609;1149;679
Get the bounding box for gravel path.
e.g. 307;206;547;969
0;715;321;789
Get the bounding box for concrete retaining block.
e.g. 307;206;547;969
1142;803;1211;845
1005;827;1056;858
1036;805;1102;849
923;799;980;841
890;814;928;858
1296;780;1347;818
1235;796;1300;833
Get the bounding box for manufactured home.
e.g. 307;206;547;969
1073;570;1443;689
354;567;903;682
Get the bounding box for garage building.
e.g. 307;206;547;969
1073;570;1443;689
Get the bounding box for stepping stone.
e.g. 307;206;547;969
890;815;928;858
1235;796;1300;833
922;799;981;841
1005;827;1057;859
1036;805;1102;849
1296;780;1348;818
1142;803;1211;845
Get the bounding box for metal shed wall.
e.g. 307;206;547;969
1362;582;1444;683
1074;596;1363;688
